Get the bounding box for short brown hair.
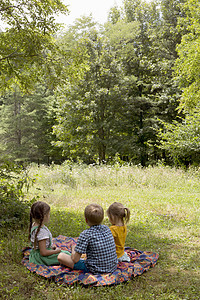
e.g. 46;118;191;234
84;204;104;225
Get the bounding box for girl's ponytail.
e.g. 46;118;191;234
124;207;130;224
107;202;130;225
34;218;43;249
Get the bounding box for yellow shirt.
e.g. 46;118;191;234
109;225;127;258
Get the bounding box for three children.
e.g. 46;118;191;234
29;201;130;273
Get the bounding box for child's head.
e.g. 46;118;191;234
30;201;50;224
107;202;130;225
84;203;104;226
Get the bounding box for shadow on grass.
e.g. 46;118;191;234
49;209;88;238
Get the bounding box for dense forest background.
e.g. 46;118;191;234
0;0;200;167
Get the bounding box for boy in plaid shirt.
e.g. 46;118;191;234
58;204;118;274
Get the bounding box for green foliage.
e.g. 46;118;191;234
54;21;128;163
1;0;199;167
0;0;70;92
105;20;140;49
175;0;200;110
158;111;200;166
0;161;34;227
54;9;181;165
107;4;121;24
157;0;200;166
105;0;183;165
0;84;63;163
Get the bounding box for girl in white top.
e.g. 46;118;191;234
29;201;73;267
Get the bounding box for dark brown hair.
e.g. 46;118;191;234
84;203;104;225
29;201;50;249
107;202;130;225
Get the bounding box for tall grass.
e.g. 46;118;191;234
27;163;200;225
0;163;199;299
28;162;200;191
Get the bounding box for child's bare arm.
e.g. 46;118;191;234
38;239;61;256
71;244;81;263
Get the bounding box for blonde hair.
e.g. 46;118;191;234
107;202;130;225
29;201;50;249
84;203;104;225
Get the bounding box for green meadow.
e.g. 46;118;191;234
0;163;199;299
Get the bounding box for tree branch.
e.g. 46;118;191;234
0;5;20;12
0;51;18;61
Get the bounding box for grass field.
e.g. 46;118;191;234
0;163;199;299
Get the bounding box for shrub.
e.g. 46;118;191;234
0;161;34;228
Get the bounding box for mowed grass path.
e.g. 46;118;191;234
0;164;199;299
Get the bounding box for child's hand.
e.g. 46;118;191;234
53;247;61;254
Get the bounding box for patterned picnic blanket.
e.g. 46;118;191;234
21;235;159;286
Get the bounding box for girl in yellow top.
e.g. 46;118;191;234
107;202;130;262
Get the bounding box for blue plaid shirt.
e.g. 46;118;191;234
75;224;118;274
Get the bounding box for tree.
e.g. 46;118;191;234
104;18;158;165
0;84;63;163
174;0;200;110
157;0;200;166
53;20;127;163
158;111;200;166
0;0;78;92
119;0;186;164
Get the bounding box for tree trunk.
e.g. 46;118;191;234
98;127;106;163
